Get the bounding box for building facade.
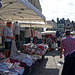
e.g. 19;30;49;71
28;0;42;12
28;0;43;32
46;20;57;31
64;19;73;32
57;18;73;33
57;23;64;33
51;20;57;30
72;21;75;31
57;18;65;34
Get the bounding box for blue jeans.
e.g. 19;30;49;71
5;41;12;50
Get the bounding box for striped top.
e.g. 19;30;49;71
61;36;75;57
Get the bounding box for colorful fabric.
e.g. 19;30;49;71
34;31;37;37
0;52;5;59
23;43;48;55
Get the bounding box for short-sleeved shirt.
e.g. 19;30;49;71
61;36;75;57
4;26;13;42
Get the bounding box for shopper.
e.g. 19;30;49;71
60;31;75;58
4;21;15;58
61;50;75;75
57;36;61;51
48;37;52;51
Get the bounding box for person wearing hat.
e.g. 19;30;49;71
60;31;75;58
4;21;15;58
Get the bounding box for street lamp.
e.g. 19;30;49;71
0;0;2;8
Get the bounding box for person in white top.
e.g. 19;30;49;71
4;21;15;58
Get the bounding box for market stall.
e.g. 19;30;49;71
0;40;44;75
41;31;56;51
0;0;50;75
0;19;6;52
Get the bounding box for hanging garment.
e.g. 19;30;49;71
24;28;31;38
13;22;20;35
31;29;33;37
34;30;37;37
0;19;5;37
10;40;18;57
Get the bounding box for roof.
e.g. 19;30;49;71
0;0;46;22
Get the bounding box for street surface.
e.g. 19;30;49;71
30;49;64;75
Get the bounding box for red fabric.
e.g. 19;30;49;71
10;59;26;68
37;46;44;50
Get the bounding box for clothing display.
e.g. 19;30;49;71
33;37;38;44
0;19;5;37
22;43;48;55
0;58;24;75
10;53;38;66
0;53;38;75
34;30;37;37
24;28;31;38
13;21;20;35
13;22;20;50
0;23;48;75
31;29;34;37
10;40;18;57
10;40;38;66
0;52;5;60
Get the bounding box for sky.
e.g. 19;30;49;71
39;0;75;22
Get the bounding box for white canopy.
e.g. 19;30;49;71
41;31;56;35
0;0;46;22
20;23;53;28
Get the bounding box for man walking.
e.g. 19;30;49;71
60;31;75;58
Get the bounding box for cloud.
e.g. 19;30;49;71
68;3;74;6
40;0;75;21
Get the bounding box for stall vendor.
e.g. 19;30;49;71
4;21;15;58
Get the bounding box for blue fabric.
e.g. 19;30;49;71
62;50;75;75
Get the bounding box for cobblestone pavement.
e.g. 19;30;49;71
30;49;64;75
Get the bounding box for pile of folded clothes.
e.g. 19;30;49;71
22;43;48;55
